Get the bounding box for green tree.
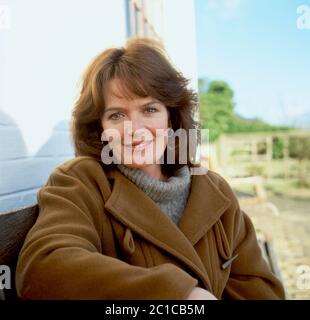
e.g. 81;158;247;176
200;80;234;142
199;78;290;142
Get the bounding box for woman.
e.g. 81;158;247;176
16;37;285;300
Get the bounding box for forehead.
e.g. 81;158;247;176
104;79;152;106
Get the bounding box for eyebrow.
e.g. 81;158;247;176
104;100;160;114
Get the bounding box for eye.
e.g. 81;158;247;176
144;106;159;114
108;112;124;121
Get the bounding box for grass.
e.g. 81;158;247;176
265;178;310;201
226;159;310;201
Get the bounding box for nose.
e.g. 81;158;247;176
123;115;152;143
126;116;149;141
131;114;145;133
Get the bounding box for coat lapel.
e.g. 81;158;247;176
104;169;231;290
178;173;232;246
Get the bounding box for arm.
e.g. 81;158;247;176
15;164;198;300
223;208;286;300
186;287;217;300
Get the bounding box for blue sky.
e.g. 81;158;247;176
195;0;310;126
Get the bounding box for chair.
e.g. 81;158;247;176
0;204;39;300
204;146;285;295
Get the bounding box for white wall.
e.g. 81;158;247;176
0;0;198;212
0;0;127;212
161;0;198;92
143;0;198;92
1;0;127;155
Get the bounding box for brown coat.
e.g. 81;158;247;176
15;156;285;300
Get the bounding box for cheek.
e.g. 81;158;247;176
101;121;124;145
147;115;169;136
143;114;169;154
149;118;170;154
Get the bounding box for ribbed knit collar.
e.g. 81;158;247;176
116;164;192;203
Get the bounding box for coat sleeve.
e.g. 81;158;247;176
223;207;286;300
15;164;198;300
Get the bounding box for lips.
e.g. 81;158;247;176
123;140;152;152
131;140;145;146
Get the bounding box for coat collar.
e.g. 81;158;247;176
104;168;231;290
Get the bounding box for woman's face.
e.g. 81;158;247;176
101;79;170;172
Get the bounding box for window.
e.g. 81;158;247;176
124;0;161;38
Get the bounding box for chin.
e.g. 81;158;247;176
120;153;164;168
122;162;154;169
121;156;164;169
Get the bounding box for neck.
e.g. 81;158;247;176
117;163;191;202
126;164;167;181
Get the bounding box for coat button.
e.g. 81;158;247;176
221;253;239;270
122;228;135;255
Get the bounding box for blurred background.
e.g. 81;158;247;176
0;0;309;299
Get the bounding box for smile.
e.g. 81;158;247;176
123;140;152;152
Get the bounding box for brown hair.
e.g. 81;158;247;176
71;37;200;176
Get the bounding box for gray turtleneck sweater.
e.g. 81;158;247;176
116;164;192;225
